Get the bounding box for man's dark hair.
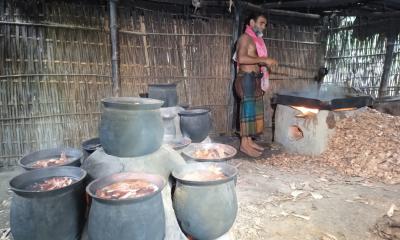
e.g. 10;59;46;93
245;13;267;25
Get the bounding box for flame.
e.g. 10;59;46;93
291;106;319;115
333;107;357;112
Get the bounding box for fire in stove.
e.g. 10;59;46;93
291;106;319;117
333;107;357;112
273;88;373;155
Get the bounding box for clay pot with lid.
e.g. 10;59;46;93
99;97;164;157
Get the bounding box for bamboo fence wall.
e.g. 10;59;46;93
324;16;400;98
0;0;323;167
0;1;111;167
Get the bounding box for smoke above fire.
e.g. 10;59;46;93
277;83;350;101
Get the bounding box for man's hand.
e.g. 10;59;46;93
262;58;278;67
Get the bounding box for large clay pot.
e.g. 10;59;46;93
148;83;178;107
99;97;164;157
18;147;83;171
86;172;166;240
172;163;238;240
9;166;87;240
178;108;211;143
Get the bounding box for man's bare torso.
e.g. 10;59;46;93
237;34;260;73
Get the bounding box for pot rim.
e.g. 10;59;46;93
181;143;237;162
102;97;164;110
178;108;210;116
81;137;101;151
86;172;166;204
172;162;238;186
18;147;83;171
9;166;87;197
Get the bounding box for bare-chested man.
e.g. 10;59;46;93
235;13;278;157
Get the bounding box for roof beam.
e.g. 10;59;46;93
261;0;367;9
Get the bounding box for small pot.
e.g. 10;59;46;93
81;137;101;155
86;172;166;240
148;83;178;107
178;108;211;143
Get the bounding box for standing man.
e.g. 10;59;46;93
234;13;278;157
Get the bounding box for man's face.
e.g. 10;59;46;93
250;16;267;37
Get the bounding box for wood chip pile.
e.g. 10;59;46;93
267;108;400;184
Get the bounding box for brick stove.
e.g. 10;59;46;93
273;87;373;156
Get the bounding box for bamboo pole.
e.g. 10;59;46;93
378;33;396;98
109;0;120;97
227;0;242;134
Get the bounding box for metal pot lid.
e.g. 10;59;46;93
164;137;192;150
102;97;164;110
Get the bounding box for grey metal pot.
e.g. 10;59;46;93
99;97;164;157
148;83;178;107
172;163;238;240
9;166;87;240
178;108;211;143
81;137;101;163
81;137;101;155
86;172;166;240
18;147;83;171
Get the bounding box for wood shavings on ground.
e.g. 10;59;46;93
373;209;400;240
265;108;400;184
0;228;10;240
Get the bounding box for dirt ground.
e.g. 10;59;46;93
0;142;399;240
230;157;399;240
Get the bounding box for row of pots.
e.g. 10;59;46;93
10;152;238;240
100;97;213;158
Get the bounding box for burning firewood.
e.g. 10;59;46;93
96;179;158;200
27;177;76;191
30;151;69;168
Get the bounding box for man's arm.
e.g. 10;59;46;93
237;35;278;66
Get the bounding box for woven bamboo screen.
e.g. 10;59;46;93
117;7;232;135
0;0;324;167
324;16;400;98
0;2;112;167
